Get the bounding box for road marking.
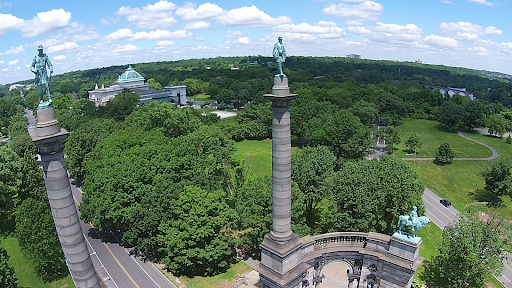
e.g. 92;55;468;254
127;252;163;288
423;196;453;224
104;243;141;288
424;190;459;218
150;263;177;288
83;235;120;288
425;210;446;229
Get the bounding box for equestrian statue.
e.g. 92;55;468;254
397;206;431;237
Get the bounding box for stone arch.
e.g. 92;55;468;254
318;259;356;276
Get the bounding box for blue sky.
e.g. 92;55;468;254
0;0;511;84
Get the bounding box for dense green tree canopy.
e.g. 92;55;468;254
421;212;508;288
479;158;512;197
307;110;373;160
435;143;455;165
327;156;424;235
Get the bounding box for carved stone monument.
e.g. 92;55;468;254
256;38;426;288
31;45;53;109
29;46;100;288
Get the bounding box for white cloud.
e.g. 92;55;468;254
175;2;225;20
0;45;25;55
322;1;383;21
0;2;12;8
1;68;7;72
0;60;3;65
273;23;345;38
347;26;373;36
469;0;493;6
8;59;19;65
345;20;364;26
424;34;459;48
156;40;177;46
440;0;454;4
21;9;72;37
72;31;101;42
225;30;243;38
47;42;79;53
117;0;178;29
112;44;139;53
53;55;67;61
348;22;422;43
216;5;292;27
468;46;489;56
233;37;250;45
0;13;24;36
318;21;338;27
484;26;502;35
131;29;192;41
183;21;210;30
104;28;133;41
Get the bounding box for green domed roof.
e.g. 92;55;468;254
118;65;144;83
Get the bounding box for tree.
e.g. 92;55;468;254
0;245;17;288
479;158;512;197
326;155;424;235
421;212;508;288
435;143;454;164
234;176;272;258
350;100;379;126
405;134;422;154
158;187;237;277
101;88;140;121
487;113;508;138
439;101;465;130
463;100;487;129
307;110;373;160
16;152;46;203
291;146;335;229
64;118;119;180
0;146;21;213
147;78;163;90
15;198;67;282
507;135;511;144
378;126;400;154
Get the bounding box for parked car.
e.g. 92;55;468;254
440;199;451;207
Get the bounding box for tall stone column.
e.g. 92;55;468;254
258;76;307;288
30;106;100;288
266;76;296;242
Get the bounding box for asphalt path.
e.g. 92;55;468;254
423;188;512;287
403;131;499;161
25;109;176;288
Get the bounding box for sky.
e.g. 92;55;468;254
0;0;511;85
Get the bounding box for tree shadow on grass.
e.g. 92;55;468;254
0;213;15;236
470;188;501;204
433;124;458;133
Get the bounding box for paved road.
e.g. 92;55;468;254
403;131;499;161
25;109;176;288
423;188;512;287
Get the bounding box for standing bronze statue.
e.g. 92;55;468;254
31;44;53;107
273;36;286;77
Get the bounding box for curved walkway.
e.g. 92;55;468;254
402;131;499;161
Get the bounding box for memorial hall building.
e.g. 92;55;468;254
88;65;187;106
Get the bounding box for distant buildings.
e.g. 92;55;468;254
346;54;361;59
424;85;475;100
9;84;25;91
88;65;186;106
415;59;422;64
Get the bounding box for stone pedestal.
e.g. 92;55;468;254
30;107;100;288
389;232;422;261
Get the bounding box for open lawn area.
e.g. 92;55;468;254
234;139;298;178
158;261;251;288
0;236;74;288
415;223;442;283
189;94;212;101
0;216;74;288
394;119;492;158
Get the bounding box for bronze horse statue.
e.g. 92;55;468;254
397;216;431;237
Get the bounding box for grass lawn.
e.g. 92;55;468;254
394;119;492;159
414;223;442;283
1;236;75;288
157;261;251;288
234;139;298;178
189;94;212;101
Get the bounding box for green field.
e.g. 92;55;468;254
394;119;492;158
0;236;75;288
0;216;74;288
189;94;212;101
234;139;298;178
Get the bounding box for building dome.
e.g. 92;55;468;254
118;65;144;83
